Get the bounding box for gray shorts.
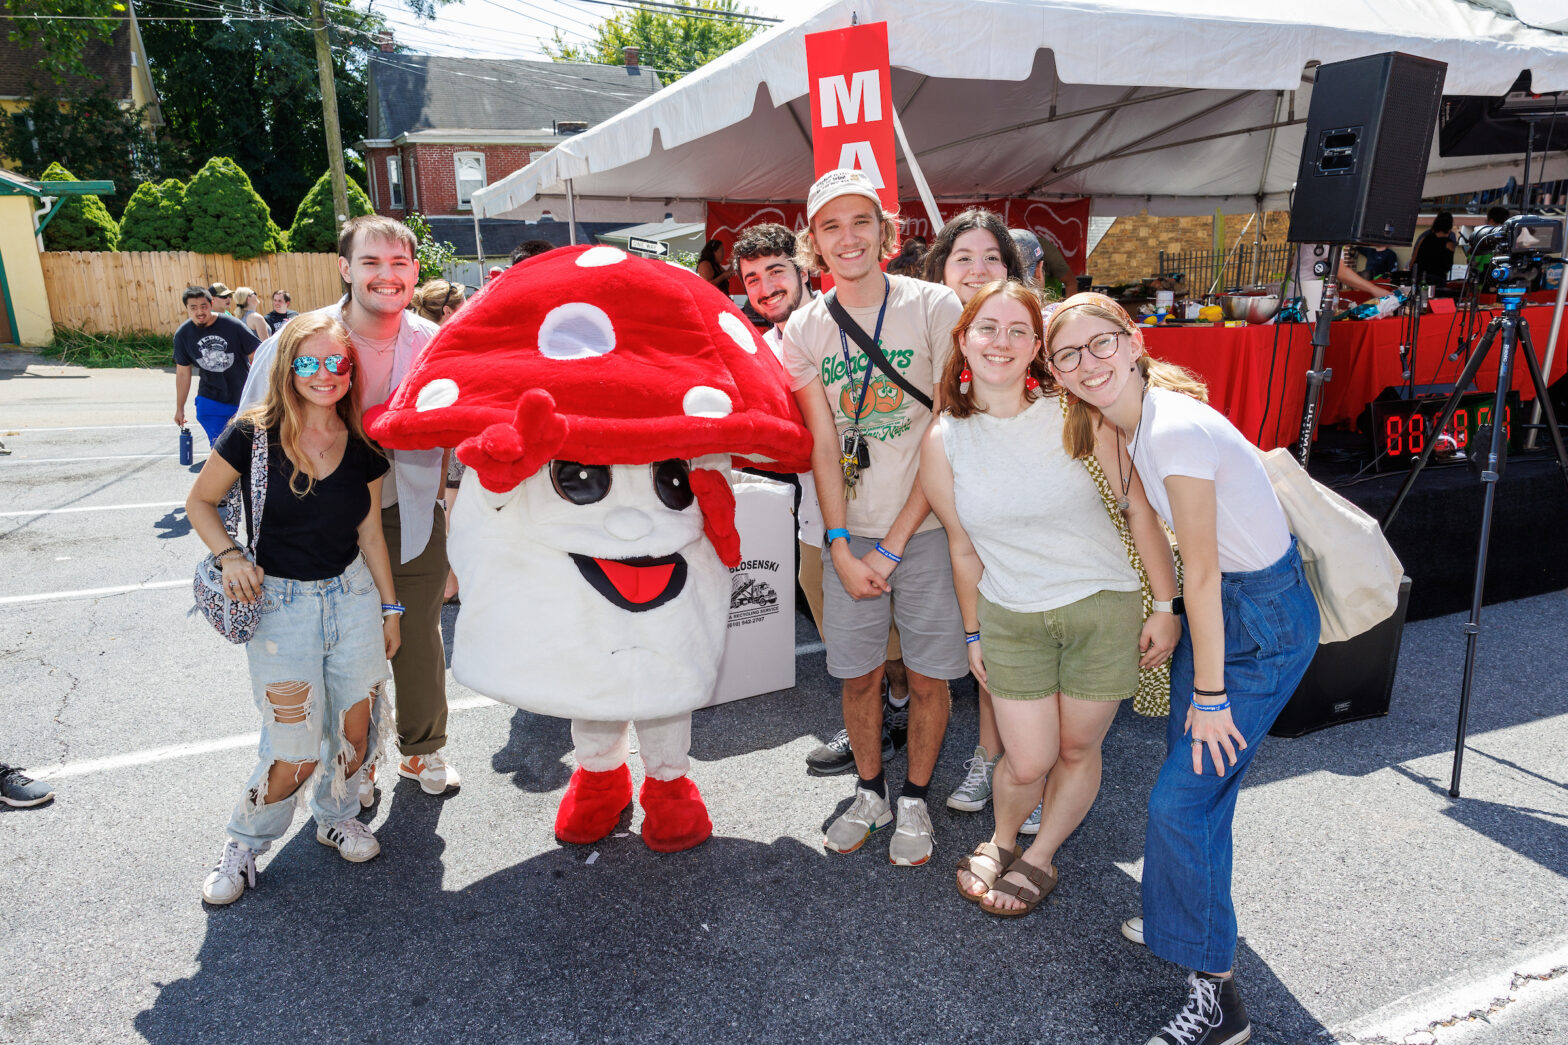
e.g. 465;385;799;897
820;528;967;681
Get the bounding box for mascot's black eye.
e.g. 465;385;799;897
551;461;612;504
652;459;693;510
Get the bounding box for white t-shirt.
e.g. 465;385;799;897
764;325;823;546
1129;387;1290;573
942;398;1138;611
780;275;962;539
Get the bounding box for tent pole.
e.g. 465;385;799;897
473;211;485;267
567;179;578;245
1524;216;1568;450
1250;199;1264;285
891;106;942;231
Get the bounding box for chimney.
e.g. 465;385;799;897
623;46;640;68
376;30;394;52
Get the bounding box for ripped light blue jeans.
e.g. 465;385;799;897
225;556;390;851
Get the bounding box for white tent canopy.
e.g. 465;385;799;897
474;0;1568;224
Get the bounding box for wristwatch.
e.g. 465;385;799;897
1152;596;1185;616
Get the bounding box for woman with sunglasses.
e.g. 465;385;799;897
1046;294;1318;1045
921;281;1178;917
919;209;1031;818
186;313;401;906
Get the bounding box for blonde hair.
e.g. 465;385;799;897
1045;293;1209;459
939;280;1053;419
794;198;901;276
239;312;373;496
412;279;465;324
233;287;258;311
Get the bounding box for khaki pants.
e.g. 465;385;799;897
798;539;900;660
381;503;449;756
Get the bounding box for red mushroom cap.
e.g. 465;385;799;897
366;244;810;493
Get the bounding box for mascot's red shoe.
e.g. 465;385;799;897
639;776;713;853
554;764;633;845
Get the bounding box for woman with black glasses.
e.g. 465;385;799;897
186;313;401;906
920;281;1178;918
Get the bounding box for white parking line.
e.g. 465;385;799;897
2;423;168;433
32;694;504;780
0;500;184;519
0;580;188;606
2;454;180;464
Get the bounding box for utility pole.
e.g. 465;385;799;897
309;0;350;238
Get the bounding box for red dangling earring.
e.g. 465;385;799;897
958;367;972;394
1025;374;1040;391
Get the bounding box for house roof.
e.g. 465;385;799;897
367;54;661;140
0;20;133;99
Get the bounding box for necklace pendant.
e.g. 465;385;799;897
1116;496;1130;512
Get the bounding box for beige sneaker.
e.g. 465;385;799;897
888;796;934;866
823;787;892;853
398;751;460;795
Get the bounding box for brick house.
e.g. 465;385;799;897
358;52;660;250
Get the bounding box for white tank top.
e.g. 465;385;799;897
941;397;1139;612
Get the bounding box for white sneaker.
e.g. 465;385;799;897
316;818;381;863
398;751;460;795
355;763;377;809
1018;800;1044;836
946;746;996;811
1122;916;1146;945
202;840;258;905
888;796;934;867
823;787;892;853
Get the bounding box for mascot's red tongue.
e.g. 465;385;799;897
597;558;676;604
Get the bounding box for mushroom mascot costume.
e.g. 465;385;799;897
367;245;809;852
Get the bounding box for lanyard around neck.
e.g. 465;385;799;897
837;275;891;423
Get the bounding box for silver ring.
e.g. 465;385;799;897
1191;740;1202;747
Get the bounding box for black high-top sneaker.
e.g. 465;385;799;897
1145;971;1251;1045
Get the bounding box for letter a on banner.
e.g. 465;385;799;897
804;22;898;213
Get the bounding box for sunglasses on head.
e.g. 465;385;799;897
291;354;352;377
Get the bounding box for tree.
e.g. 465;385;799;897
544;0;762;81
405;212;455;283
184;156;284;258
6;0;124;85
288;170;373;253
117;178;189;251
38;162;120;251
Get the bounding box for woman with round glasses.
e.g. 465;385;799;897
1046;293;1318;1044
920;281;1178;917
920;209;1031;817
186;312;402;906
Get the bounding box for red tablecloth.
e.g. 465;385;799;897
1140;306;1568;449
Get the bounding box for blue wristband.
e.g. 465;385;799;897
825;528;851;545
381;603;405;617
874;542;902;564
965;632;981;645
1190;695;1230;712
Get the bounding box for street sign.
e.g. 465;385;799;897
628;236;670;257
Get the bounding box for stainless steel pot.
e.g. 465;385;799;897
1217;294;1281;324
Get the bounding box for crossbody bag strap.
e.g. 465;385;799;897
248;423;268;553
824;292;935;412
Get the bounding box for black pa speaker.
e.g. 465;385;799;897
1288;52;1447;246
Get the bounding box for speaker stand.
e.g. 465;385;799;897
1295;244;1343;468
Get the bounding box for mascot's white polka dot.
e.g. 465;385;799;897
682;385;733;418
415;378;460;411
718;311;758;354
538;302;617;359
575;246;627;267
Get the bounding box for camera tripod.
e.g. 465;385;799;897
1381;285;1568;796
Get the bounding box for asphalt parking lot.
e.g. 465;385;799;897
1;351;1564;1045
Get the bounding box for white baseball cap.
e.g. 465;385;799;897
806;168;883;223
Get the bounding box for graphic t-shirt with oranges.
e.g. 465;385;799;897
781;275;962;539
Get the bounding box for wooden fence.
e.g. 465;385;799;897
40;251;343;335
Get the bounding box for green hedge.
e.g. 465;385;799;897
39;162;119;251
183;157;285;259
117;178;189;252
287;170;373;254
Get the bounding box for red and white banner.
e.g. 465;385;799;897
706;197;1092;276
804;22;897;211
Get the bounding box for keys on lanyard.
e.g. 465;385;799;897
840;425;871;494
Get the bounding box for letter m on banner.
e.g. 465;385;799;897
804;22;898;213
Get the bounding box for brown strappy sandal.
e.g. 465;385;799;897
979;859;1058;918
955;841;1021;903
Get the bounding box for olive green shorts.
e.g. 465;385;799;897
977;588;1142;702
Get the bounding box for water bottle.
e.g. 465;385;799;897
179;426;193;466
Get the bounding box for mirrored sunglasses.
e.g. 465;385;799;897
291;354;352;377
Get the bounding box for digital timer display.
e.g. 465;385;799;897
1369;391;1522;472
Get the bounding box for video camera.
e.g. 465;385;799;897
1466;214;1564;288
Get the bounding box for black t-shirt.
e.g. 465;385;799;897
264;309;298;334
1413;230;1456;286
214;418;391;581
174;314;260;405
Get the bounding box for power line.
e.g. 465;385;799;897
570;0;778;26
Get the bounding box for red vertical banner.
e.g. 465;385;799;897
804;22;898;213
